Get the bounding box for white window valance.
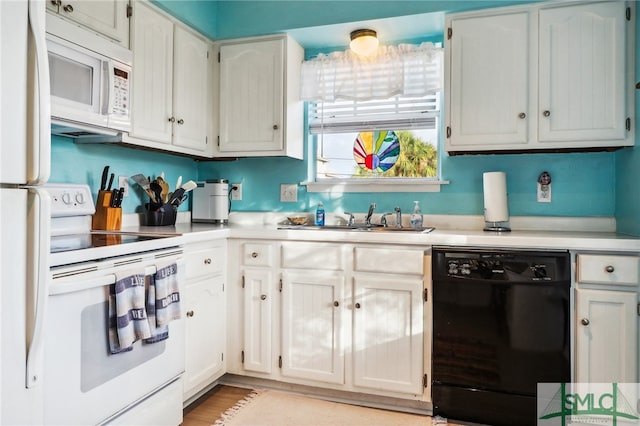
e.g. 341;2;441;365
300;42;443;102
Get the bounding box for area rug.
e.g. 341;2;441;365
213;389;455;426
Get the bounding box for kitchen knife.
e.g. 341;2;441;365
100;166;109;191
116;187;125;207
107;173;114;191
110;189;118;207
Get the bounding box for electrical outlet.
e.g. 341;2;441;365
537;182;551;203
280;184;298;202
231;183;242;201
118;176;129;196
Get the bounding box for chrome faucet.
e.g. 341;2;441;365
381;212;393;227
394;206;402;228
365;203;376;226
344;211;355;226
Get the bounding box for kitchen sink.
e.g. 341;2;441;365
278;224;434;233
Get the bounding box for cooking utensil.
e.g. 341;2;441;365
181;180;197;192
131;174;157;201
175;176;182;191
168;188;186;207
100;166;109;190
150;180;163;204
107;173;114;191
157;176;169;203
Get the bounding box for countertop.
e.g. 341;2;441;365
122;218;640;253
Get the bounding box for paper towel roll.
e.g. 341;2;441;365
483;171;509;222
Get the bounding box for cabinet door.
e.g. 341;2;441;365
243;269;273;374
184;275;226;400
353;275;424;394
539;2;626;143
281;271;344;384
173;27;209;152
61;0;130;47
130;1;173;144
575;289;637;383
219;38;284;153
447;12;529;149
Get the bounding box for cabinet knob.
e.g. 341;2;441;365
204;258;212;265
51;0;62;6
543;110;551;117
333;301;339;307
168;117;175;123
260;294;267;301
177;118;184;125
251;252;258;258
186;310;194;317
581;318;590;326
355;302;361;309
605;265;615;273
518;112;526;119
62;4;73;12
273;124;279;130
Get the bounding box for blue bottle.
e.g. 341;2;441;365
315;202;325;226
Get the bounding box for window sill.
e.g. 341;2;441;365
301;179;449;193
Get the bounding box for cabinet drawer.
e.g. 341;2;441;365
281;242;343;270
354;247;424;275
242;243;274;267
577;254;640;286
186;244;225;280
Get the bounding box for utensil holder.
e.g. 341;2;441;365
92;190;122;230
145;203;177;226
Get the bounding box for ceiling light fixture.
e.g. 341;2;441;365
350;29;379;57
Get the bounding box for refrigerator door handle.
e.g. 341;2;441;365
27;0;51;185
25;188;51;388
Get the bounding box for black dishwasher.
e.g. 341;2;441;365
432;248;571;426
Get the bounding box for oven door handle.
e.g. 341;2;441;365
50;265;159;295
26;187;51;388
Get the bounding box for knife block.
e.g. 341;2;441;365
92;190;122;231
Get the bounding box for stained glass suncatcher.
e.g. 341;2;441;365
353;130;400;173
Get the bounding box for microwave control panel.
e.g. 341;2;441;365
111;66;130;117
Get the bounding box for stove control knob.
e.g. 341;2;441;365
61;192;72;205
75;192;86;205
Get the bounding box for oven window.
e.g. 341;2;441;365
80;300;165;392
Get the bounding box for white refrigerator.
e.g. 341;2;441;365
0;0;51;424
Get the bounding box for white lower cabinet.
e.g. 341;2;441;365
228;239;428;401
575;289;637;383
183;239;227;402
574;254;639;384
242;268;274;374
281;271;345;384
352;275;424;394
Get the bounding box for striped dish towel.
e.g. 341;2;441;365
108;271;152;354
144;262;181;344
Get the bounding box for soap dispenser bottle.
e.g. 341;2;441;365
315;202;325;226
410;201;423;229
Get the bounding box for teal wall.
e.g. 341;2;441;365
50;137;196;213
49;0;637;234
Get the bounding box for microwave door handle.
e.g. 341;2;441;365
27;0;51;185
102;60;112;116
25;188;51;388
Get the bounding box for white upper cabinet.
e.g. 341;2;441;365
447;12;530;148
46;0;130;48
127;1;212;157
538;2;627;143
216;35;304;159
445;1;634;153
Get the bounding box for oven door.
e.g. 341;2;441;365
44;255;185;425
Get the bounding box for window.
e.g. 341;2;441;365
301;42;444;191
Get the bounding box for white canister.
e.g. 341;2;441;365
191;179;229;224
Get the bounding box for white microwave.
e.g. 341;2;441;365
46;29;132;136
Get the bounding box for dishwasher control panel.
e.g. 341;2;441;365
435;249;570;283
